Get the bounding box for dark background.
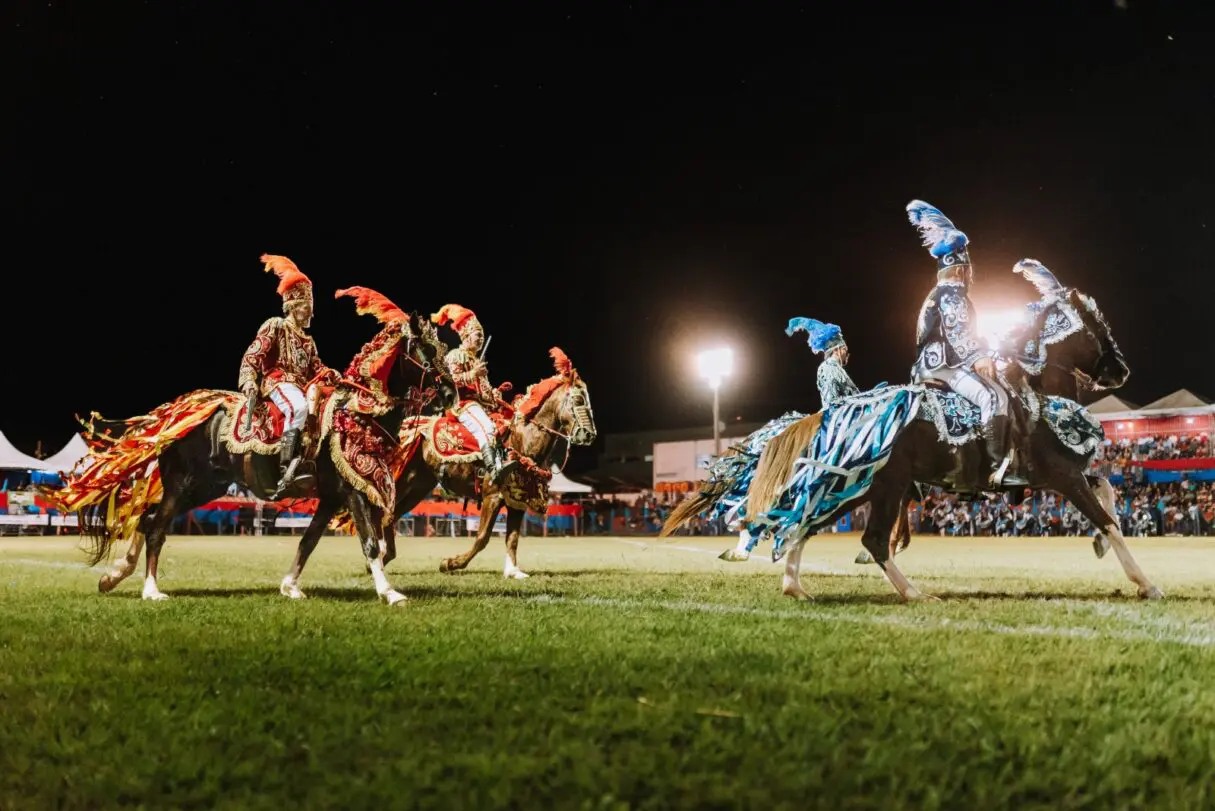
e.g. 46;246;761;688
4;0;1213;467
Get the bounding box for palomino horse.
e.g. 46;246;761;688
53;290;453;605
664;284;1159;603
284;347;596;592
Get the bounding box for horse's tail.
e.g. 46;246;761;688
745;412;822;522
46;390;233;565
657;446;742;538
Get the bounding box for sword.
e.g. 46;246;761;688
243;389;257;433
479;335;491;361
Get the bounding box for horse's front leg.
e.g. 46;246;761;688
1082;476;1163;599
502;507;529;579
280;498;339;600
440;491;505;573
349;495;407;606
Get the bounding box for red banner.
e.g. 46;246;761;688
1128;457;1215;470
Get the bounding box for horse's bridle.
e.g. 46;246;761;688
511;381;591;474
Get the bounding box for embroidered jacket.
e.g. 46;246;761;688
442;346;500;406
816;356;859;410
239;317;326;397
912;280;989;377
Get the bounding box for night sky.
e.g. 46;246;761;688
4;1;1213;465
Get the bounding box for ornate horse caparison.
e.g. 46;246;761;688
60;302;453;605
665;287;1160;603
316;348;597;584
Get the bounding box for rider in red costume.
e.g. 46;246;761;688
431;303;520;484
239;254;335;497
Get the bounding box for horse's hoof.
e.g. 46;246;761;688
904;590;941;603
855;550;875;565
1093;535;1110;559
141;591;169;601
504;569;530;580
439;559;453;573
718;549;750;562
280;580;306;600
98;576;118;593
1139;585;1165;600
383;590;409;606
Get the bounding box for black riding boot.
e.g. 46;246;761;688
483;440;521;486
272;428;301;500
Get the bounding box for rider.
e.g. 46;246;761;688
905;199;1023;488
239;254;332;498
786;316;860;410
430;303;520;484
725;316;863;561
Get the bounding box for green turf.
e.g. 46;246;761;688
2;532;1214;810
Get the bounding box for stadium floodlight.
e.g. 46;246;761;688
696;347;734;456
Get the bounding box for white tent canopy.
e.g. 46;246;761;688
549;465;592;493
42;434;91;474
0;431;55;471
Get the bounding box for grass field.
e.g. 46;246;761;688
3;531;1215;810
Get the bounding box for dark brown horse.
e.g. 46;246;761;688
667;287;1160;603
58;300;453;605
295;348;597;589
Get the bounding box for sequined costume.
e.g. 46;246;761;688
240;254;333;497
786;316;861;410
727;316;863;559
905;200;1019;486
431;303;519;484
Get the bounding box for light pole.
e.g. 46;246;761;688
696;347;734;457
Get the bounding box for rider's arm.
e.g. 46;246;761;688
446;349;481;389
239;318;280;394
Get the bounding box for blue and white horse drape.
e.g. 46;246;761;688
753;386;924;559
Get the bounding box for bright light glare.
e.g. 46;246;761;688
697;347;733;390
976;308;1028;349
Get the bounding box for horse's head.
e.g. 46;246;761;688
1004;260;1129;397
513;347;597;447
336;288;439;405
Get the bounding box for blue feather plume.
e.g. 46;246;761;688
906;199;969;258
1013;258;1065;297
786;317;843;354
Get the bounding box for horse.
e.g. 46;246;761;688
51;290;454;605
304;347;597;585
663;285;1160;603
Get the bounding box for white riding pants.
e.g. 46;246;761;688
921;366;1008;423
270;383;308;431
457;403;496;450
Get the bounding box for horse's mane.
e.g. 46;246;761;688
511;347;577;421
512;376;565;422
344;324;403;385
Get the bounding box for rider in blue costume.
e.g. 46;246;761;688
720;317;863;560
906;199;1025;488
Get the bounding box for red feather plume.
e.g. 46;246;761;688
261;254;312;295
334;286;409;324
550;347;573;378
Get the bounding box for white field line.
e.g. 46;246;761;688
525;594;1215;649
609;538;855;576
1;558;107;572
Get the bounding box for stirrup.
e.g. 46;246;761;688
271;458;302;500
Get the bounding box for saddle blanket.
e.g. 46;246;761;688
400;413;481;461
